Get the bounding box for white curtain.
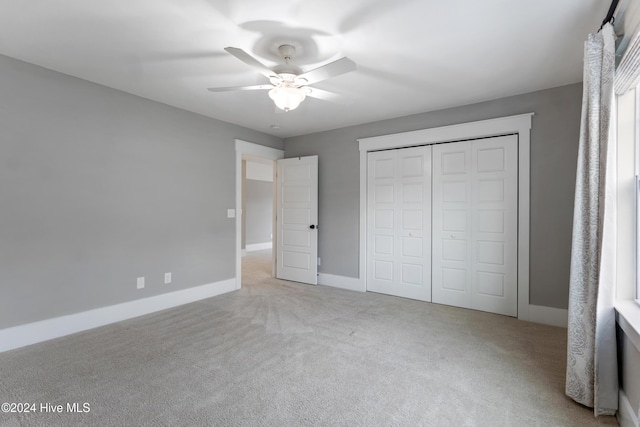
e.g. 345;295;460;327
566;22;618;416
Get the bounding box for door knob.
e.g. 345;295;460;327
309;224;316;229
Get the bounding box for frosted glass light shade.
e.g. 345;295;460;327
269;86;306;111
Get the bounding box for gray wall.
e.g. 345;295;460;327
245;179;273;245
284;83;582;309
0;54;282;330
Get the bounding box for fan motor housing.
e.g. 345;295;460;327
273;65;303;76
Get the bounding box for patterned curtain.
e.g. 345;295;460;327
566;23;618;416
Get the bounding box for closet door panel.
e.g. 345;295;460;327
471;135;518;316
432;142;473;309
368;152;397;286
367;146;431;301
432;135;518;316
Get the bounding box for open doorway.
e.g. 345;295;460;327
241;157;275;284
234;140;284;289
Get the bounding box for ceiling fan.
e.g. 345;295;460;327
207;45;356;112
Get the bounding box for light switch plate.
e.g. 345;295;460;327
227;209;236;218
137;277;145;289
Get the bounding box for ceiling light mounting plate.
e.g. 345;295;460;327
278;44;296;62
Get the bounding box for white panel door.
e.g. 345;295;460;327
432;135;518;316
472;135;518;316
367;146;432;301
276;156;318;285
432;142;473;309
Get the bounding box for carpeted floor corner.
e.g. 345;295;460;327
0;250;618;426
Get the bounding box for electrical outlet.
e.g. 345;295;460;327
164;272;172;284
227;209;235;218
137;277;145;289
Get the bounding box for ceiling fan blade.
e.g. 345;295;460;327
296;57;356;85
207;84;273;92
224;47;278;80
305;87;341;102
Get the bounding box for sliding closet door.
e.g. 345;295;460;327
367;146;432;301
432;135;518;316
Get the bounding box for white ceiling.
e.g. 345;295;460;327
0;0;609;138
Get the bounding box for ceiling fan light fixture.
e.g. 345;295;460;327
209;46;356;112
269;85;306;111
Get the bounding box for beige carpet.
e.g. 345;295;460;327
0;250;618;426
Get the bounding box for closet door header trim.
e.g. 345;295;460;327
358;113;533;152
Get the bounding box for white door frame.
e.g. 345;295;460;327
235;140;284;289
357;113;533;321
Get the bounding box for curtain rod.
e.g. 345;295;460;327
601;0;620;29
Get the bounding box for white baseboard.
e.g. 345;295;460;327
619;389;640;427
0;278;236;353
528;305;568;328
318;273;364;292
246;242;272;252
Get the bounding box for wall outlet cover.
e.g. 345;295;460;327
137;277;145;289
164;272;172;284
